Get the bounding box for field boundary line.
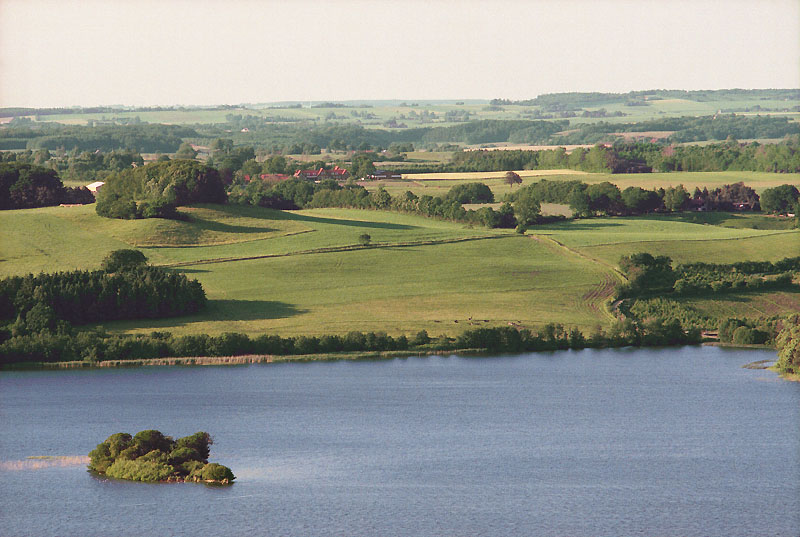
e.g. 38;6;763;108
577;229;798;249
533;235;628;282
156;234;511;268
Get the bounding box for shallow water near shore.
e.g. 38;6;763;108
0;346;798;536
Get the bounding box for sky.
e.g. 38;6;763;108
0;0;798;107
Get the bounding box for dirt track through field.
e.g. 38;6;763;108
531;234;625;323
581;273;618;314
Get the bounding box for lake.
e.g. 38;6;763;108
0;346;798;536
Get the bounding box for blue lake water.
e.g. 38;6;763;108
0;346;798;536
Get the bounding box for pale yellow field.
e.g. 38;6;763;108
403;169;589;181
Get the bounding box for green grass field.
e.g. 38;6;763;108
2;201;798;338
19;95;799;129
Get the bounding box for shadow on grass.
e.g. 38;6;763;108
206;299;308;321
188;216;277;235
284;212;415;230
538;220;624;231
639;211;794;231
674;287;800;303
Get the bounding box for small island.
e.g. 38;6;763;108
88;430;235;485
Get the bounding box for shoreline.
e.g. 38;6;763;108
5;344;795;381
5;349;485;370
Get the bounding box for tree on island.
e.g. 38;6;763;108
89;430;234;484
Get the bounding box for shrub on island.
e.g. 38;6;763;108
88;430;234;484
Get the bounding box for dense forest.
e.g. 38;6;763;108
0;122;197;152
0;250;207;362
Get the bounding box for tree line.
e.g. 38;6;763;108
615;139;800;173
491;89;800;108
228;178;543;229
1;147;145;184
615;253;800;300
775;314;800;375
0;320;701;366
0;162;95;210
0;123;197;152
509;178;799;218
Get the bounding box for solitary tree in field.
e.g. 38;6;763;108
358;233;371;246
504;171;522;188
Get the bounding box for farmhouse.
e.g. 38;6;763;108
86;181;105;193
328;165;350;180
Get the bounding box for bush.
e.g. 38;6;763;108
175;432;212;462
445;182;494;204
732;326;757;344
133;430;173;454
731;326;768;345
106;459;174;482
200;463;235;482
101;249;148;272
169;447;201;466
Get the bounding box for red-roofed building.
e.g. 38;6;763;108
328;165;350;180
294;168;326;180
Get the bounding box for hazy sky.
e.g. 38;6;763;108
1;0;798;107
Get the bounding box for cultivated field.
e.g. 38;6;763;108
3;202;798;339
376;170;800;200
